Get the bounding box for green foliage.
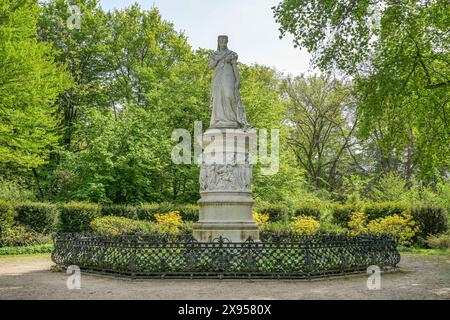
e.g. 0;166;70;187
294;205;321;220
100;205;138;220
273;0;375;73
135;203;198;222
90;216;153;237
90;215;193;237
281;74;357;191
14;202;58;234
179;221;194;235
257;203;290;222
274;0;450;181
398;246;449;255
409;205;448;240
332;202;448;240
135;203;192;221
371;174;412;202
136;203;162;221
425;232;450;250
363;202;408;220
58;202;100;233
368;175;450;216
0;0;72;169
0;244;53;256
0;200;14;233
319;220;347;235
259;221;291;233
37;1;210;204
177;204;199;222
331;204;358;226
0;226;51;247
0;178;35;201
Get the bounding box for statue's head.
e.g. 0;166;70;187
217;35;228;51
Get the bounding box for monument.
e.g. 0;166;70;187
193;35;260;242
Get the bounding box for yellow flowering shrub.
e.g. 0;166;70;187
253;211;269;225
290;216;320;235
367;212;418;245
154;211;182;234
347;212;368;236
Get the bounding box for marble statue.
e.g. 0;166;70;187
208;35;249;129
193;35;259;242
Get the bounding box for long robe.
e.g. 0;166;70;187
209;49;248;128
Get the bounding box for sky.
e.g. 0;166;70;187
99;0;314;76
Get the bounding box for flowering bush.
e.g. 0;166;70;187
154;211;182;234
367;212;418;245
347;211;418;245
253;211;269;225
290;216;320;235
347;212;368;236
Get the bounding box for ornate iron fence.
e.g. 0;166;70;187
52;233;400;279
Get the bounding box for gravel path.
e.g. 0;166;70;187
0;253;449;300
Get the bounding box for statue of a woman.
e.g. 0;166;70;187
208;35;250;129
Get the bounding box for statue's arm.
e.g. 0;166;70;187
208;55;219;69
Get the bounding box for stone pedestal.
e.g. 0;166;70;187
193;128;259;242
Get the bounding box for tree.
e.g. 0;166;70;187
239;65;308;206
0;0;72;170
273;0;449;181
38;0;112;146
38;2;211;203
281;74;358;191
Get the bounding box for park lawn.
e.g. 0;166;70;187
0;253;50;258
398;246;449;256
0;244;53;256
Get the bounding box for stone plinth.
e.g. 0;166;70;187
193;128;259;242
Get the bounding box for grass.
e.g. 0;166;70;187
0;244;53;256
398;246;449;255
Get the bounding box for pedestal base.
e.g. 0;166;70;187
193;192;260;242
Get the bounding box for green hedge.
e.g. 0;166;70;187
177;204;199;222
90;216;155;237
14;202;58;234
58;202;100;233
1;200;446;241
257;204;289;222
332;202;411;225
293;205;321;220
410;205;448;240
331;204;357;226
364;202;408;220
136;203;199;222
0;200;14;233
331;202;448;240
1;201;198;234
100;204;137;219
136;203;161;221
